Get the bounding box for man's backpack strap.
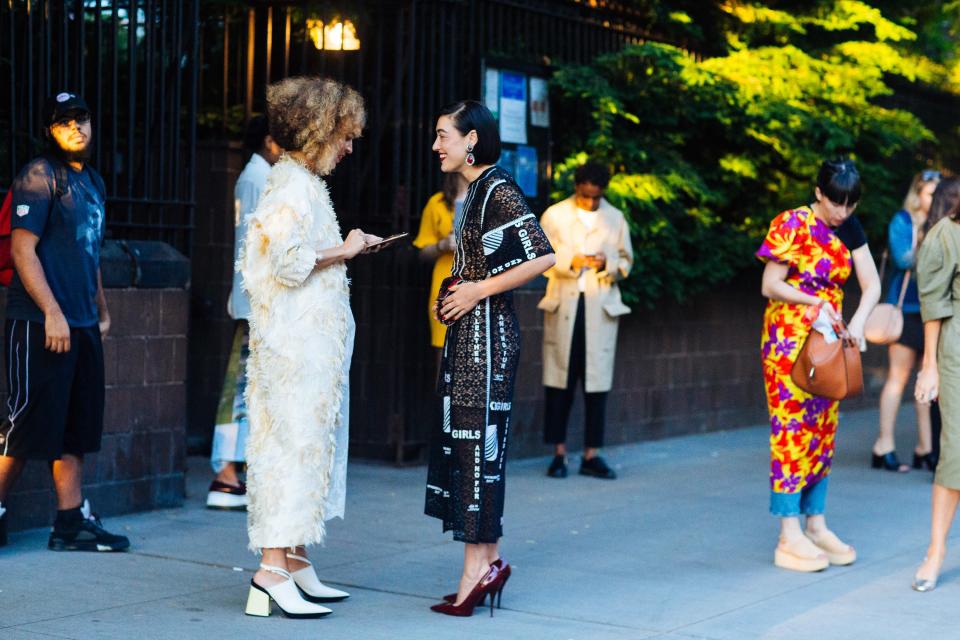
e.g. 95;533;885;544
40;153;70;200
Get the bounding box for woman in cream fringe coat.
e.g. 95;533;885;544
240;76;379;619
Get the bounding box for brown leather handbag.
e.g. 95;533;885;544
791;322;864;401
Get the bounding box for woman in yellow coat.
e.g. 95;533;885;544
413;173;468;353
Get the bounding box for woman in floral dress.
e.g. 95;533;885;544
757;160;880;572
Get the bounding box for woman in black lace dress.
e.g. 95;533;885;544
425;101;555;616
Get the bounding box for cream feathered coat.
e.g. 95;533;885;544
240;156;353;550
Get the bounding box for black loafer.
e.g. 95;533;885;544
547;455;568;478
580;456;617;479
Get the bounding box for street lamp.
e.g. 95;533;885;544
307;18;360;51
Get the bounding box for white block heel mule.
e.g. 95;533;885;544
244;564;333;618
286;552;351;603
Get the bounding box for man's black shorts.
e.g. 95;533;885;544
0;319;105;460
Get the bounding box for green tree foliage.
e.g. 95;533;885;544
551;1;957;305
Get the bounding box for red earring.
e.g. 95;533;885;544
465;144;475;166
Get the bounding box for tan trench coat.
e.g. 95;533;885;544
538;196;634;393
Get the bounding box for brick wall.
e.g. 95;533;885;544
4;288;188;532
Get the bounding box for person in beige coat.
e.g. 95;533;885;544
538;162;633;479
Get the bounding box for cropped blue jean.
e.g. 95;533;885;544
770;476;829;517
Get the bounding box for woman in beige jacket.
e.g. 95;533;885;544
538;162;633;479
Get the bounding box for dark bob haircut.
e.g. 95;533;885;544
574;161;611;189
243;115;270;152
923;176;960;239
436;100;501;165
816;159;861;206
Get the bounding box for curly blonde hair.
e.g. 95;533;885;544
266;76;366;176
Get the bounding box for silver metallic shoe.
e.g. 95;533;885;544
912;557;941;592
912;575;938;592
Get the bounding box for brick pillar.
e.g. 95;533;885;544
3;288;188;532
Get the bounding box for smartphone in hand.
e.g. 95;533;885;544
362;232;409;253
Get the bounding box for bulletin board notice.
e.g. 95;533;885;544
482;61;552;210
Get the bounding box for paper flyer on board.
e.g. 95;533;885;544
515;146;538;196
529;77;549;128
499;71;527;144
484;68;500;118
498;148;517;177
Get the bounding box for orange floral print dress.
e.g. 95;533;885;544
756;206;852;495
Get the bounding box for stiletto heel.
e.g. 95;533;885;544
244;564;333;619
285;552;350;602
245;583;272;617
497;573;510;608
430;564;500;617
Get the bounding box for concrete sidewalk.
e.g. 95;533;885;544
0;405;957;639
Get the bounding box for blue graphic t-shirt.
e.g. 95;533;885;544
7;157;106;327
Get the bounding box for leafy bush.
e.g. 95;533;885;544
551;1;953;306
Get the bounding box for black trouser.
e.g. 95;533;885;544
543;295;608;449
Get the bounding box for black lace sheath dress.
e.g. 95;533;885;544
424;166;554;543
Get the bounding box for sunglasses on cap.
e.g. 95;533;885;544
922;170;941;182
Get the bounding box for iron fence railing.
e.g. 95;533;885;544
192;0;651;460
1;0;199;254
3;0;662;460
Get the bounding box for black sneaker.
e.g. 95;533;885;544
547;455;568;478
48;499;130;552
0;502;7;547
580;456;617;480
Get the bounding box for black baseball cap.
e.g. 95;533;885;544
44;92;91;126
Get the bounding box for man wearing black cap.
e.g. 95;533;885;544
0;92;129;551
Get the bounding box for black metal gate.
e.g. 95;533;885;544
1;0;200;253
188;0;653;461
2;0;658;462
204;0;648;229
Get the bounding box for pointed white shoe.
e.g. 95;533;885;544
286;552;351;603
244;564;333;618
